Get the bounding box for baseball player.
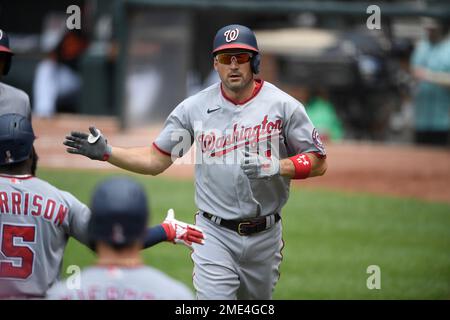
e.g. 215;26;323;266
0;29;31;120
0;29;36;175
0;113;204;299
64;24;327;299
47;177;194;300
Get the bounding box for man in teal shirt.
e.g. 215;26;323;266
306;94;343;142
411;17;450;146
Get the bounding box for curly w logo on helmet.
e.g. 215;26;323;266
224;28;239;42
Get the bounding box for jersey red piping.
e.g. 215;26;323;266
152;142;171;157
309;151;327;159
220;79;264;105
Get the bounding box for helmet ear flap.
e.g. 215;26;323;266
251;54;260;74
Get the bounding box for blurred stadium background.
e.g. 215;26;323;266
1;0;449;299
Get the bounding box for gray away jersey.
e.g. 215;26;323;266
154;80;326;220
0;174;91;298
46;265;194;300
0;82;32;120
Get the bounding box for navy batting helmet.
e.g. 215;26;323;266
0;29;14;75
0;113;35;166
212;24;260;74
88;177;149;248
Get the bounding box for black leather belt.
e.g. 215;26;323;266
202;212;281;236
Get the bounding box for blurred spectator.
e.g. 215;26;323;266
0;29;31;119
33;23;88;118
387;39;415;141
187;68;221;96
304;87;344;142
410;17;450;146
203;67;221;88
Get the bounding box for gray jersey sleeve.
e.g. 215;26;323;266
63;192;91;245
154;101;194;158
0;83;32;120
283;102;327;157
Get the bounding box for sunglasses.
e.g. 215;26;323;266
215;52;253;65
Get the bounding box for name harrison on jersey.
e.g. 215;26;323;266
0;191;68;226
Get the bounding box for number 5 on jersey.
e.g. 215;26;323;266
0;224;36;279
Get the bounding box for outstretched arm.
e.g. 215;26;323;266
109;145;172;175
64;127;172;175
143;209;205;249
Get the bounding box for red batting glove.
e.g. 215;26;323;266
162;209;205;249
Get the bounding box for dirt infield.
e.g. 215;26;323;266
33;115;450;203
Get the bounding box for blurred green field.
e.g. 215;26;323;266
38;168;450;299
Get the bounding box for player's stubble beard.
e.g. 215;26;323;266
221;68;254;94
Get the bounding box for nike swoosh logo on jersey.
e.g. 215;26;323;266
207;107;220;114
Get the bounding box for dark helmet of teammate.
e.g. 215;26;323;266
0;113;35;166
88;177;149;248
0;29;14;75
212;24;260;74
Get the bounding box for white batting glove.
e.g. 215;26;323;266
240;150;280;179
163;209;205;249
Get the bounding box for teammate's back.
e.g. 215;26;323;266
0;174;90;298
0;82;31;120
47;176;195;300
46;265;194;300
0;29;31;120
0;113;91;298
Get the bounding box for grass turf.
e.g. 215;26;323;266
37;168;450;299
